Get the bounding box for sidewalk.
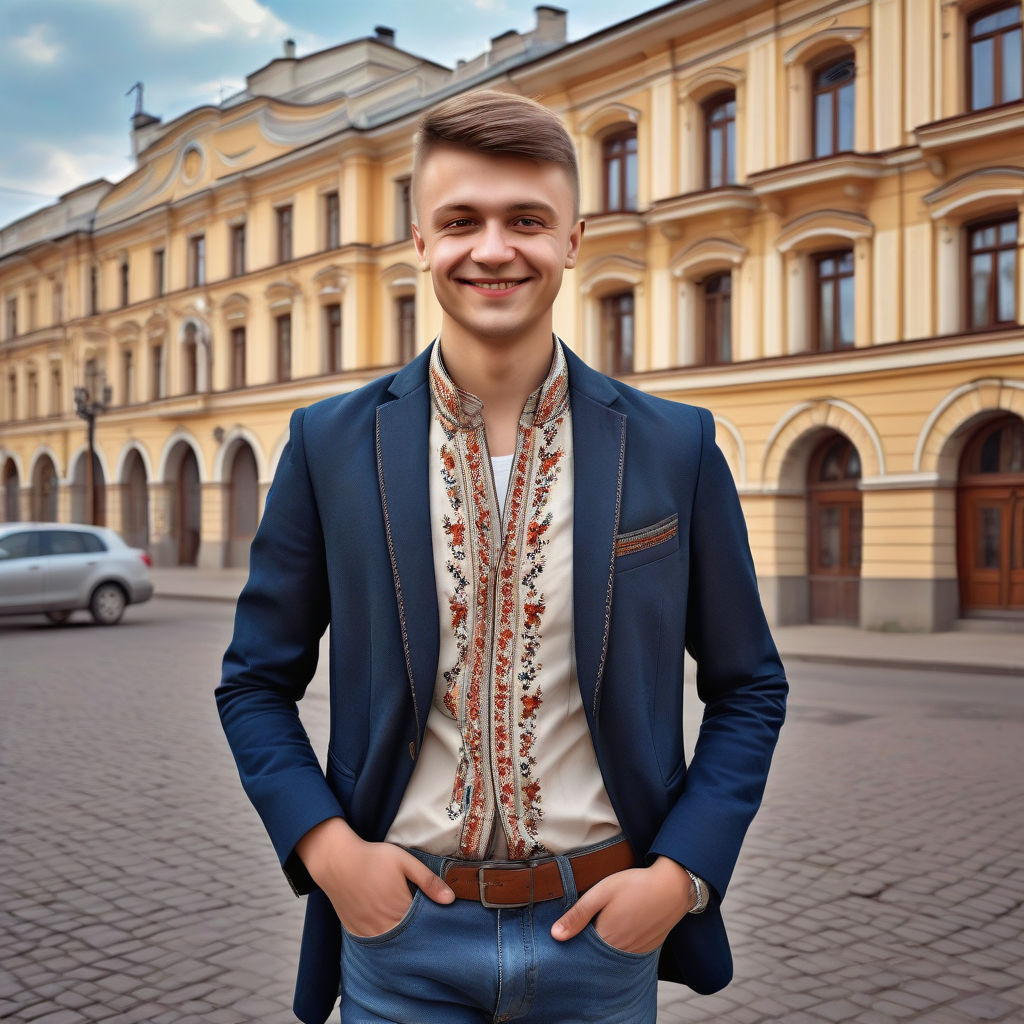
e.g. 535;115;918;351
150;567;1024;677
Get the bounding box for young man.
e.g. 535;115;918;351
218;91;787;1024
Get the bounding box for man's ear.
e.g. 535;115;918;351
412;224;429;270
564;219;585;269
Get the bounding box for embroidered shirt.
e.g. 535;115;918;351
386;340;620;860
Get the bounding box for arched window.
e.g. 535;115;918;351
813;56;856;157
703;91;736;188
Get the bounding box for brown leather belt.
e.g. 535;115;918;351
442;838;636;908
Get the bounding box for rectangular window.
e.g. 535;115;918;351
813;58;856;158
89;265;99;315
969;4;1023;111
276;313;292;382
324;191;340;249
230;223;246;277
50;365;62;416
231;326;247;389
151;343;164;400
602;130;638;212
324;303;342;373
121;348;134;405
395;295;416;362
602;291;635;375
967;215;1018;328
120;259;130;307
27;370;38;419
276;205;293;263
704;92;736;188
53;280;63;323
153;249;165;297
5;298;16;338
702;273;732;364
7;373;16;420
27;291;37;332
188;235;206;288
395;178;413;240
814;250;855;351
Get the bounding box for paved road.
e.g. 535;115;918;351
2;598;1022;1023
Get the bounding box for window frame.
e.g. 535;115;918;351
230;326;247;390
701;272;733;365
703;90;737;189
324;191;340;250
967;2;1024;111
602;290;635;375
964;212;1019;330
812;248;856;352
230;223;246;277
324;302;342;374
395;295;416;363
812;55;856;158
188;235;206;288
276;205;294;264
601;129;638;213
275;312;292;382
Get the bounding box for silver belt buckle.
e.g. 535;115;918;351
477;861;534;909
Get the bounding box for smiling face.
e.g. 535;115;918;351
412;144;583;355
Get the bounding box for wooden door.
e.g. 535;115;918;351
807;435;862;625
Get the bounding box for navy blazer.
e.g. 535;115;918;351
217;342;787;1024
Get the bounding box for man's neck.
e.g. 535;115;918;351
438;325;555;457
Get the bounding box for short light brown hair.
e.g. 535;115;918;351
412;90;580;219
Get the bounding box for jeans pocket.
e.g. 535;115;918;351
341;888;424;947
582;921;662;961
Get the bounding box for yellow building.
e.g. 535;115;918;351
1;1;1022;631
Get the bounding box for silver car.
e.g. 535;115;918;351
0;523;154;625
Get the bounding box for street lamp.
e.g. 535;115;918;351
74;376;112;525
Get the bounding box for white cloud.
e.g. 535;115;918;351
13;138;132;200
14;23;61;65
89;0;290;45
470;0;508;10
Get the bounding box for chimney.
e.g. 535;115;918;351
375;26;395;46
534;6;567;44
283;38;296;58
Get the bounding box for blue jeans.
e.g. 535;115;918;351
339;840;660;1023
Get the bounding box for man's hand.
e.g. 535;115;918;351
550;855;694;954
295;817;455;937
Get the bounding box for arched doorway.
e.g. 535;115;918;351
226;443;259;567
807;432;862;625
957;414;1024;615
31;455;59;521
169;444;201;566
122;449;150;550
70;452;106;525
2;459;19;521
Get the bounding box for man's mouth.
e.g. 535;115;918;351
461;279;527;290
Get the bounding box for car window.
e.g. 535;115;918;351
80;532;106;553
0;531;40;559
45;531;93;556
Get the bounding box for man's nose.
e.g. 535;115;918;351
470;222;515;265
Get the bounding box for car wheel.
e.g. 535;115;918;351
90;583;127;625
45;610;73;625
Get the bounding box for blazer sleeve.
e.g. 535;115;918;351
647;406;787;902
216;407;345;895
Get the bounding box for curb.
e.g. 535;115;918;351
782;651;1023;678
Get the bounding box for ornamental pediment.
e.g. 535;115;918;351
93;96;351;231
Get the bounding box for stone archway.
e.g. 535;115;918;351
121;449;150;551
2;458;20;521
166;441;201;566
31;454;58;522
226;442;259;568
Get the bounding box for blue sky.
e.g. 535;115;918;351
0;0;663;230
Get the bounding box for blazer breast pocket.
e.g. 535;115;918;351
614;513;679;573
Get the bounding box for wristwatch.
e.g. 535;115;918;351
683;868;708;914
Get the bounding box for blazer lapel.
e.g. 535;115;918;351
376;348;439;748
565;345;625;729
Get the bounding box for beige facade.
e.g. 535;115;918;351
2;1;1023;630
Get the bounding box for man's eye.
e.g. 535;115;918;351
444;218;475;229
515;217;543;228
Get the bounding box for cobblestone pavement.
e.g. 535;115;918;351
2;598;1023;1023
